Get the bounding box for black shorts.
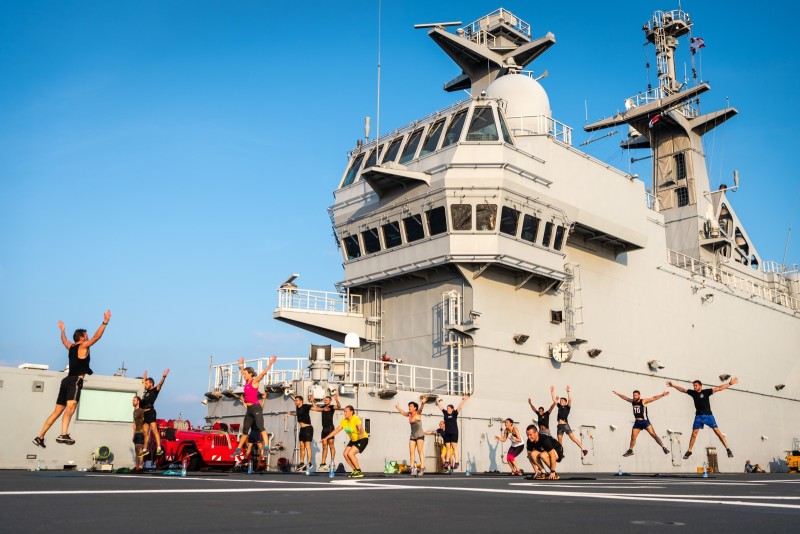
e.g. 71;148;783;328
133;432;145;445
322;426;335;440
298;425;314;442
444;432;459;443
557;423;573;436
56;375;83;406
347;438;369;453
242;404;265;435
143;409;158;425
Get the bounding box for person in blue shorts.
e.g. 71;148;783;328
667;377;738;460
612;389;670;457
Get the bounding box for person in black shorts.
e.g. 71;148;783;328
33;310;111;448
138;369;169;458
525;424;563;479
321;405;368;478
132;396;145;471
436;394;469;470
528;396;556;436
668;378;737;460
289;394;314;471
551;385;588;457
310;390;340;471
612;389;671;457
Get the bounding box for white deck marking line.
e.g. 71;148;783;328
0;486;396;496
506;484;800;499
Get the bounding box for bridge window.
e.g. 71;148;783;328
451;204;472;231
382;221;402;249
426;206;447;236
361;228;381;254
382;137;403;164
499;206;520;236
341;153;365;187
676;186;689;207
466;107;499;141
542;222;554;247
364;144;383;170
498;113;514;145
476;204;497;230
520;214;540;243
554;225;566;251
399;128;424;163
343;235;361;260
403;214;425;243
442;109;468;148
420;119;445;157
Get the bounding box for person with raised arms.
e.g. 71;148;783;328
612;388;671;457
667;377;738;459
551;385;588;457
230;356;277;458
396;395;429;476
436;394;469;470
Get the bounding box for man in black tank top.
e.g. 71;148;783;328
612;389;670;457
528;396;556;436
310;391;341;471
33;310;111;448
138;368;170;458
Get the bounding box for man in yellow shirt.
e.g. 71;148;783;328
321;405;368;478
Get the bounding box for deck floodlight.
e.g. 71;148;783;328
587;348;602;358
719;374;731;381
513;334;529;344
775;384;786;391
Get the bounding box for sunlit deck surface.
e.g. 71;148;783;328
1;470;798;532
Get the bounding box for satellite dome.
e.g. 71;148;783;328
486;74;551;119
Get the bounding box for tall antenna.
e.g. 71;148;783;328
376;0;382;150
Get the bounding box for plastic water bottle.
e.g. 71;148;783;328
329;464;335;479
181;458;187;477
702;462;708;478
35;460;41;472
247;461;253;475
465;465;471;476
305;466;311;476
617;464;622;476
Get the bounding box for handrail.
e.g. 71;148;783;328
276;288;362;316
505;114;573;145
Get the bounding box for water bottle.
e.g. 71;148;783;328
329;464;335;479
247;461;253;475
181;458;187;477
465;465;471;476
702;462;708;478
617;464;622;476
35;460;41;472
305;466;311;476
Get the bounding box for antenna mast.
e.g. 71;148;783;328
376;0;382;150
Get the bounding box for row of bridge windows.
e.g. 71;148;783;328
342;204;567;260
340;105;514;188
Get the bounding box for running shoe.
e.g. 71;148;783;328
348;469;364;478
319;463;328;471
582;449;588;456
155;448;164;456
442;462;450;470
622;449;634;457
662;447;670;454
683;451;692;460
453;462;459;470
138;449;150;458
32;437;45;448
535;472;547;480
56;434;75;445
418;466;425;477
410;465;417;477
295;463;307;472
726;448;733;458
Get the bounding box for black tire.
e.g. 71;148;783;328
180;447;202;471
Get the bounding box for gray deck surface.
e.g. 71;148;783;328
1;470;798;533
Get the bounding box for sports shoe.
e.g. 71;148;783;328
727;448;733;458
410;465;418;477
453;462;459;470
535;472;547;480
582;449;588;456
229;448;241;458
622;449;634;457
138;449;150;458
348;469;364;478
295;463;306;472
33;437;46;448
56;434;75;445
662;447;670;454
418;466;425;477
319;463;328;471
683;451;692;460
442;462;450;470
155;448;164;456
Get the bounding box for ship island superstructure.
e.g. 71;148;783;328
207;8;800;474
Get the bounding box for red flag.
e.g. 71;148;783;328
648;115;661;129
690;37;706;55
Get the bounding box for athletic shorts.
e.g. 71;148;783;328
242;404;265;435
143;409;157;424
556;423;573;436
298;425;314;442
633;419;652;430
507;444;525;461
55;375;83;406
444;432;459;443
692;414;718;430
133;432;145;445
347;438;369;453
540;428;551;437
322;426;335;440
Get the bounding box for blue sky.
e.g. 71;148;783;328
1;1;798;425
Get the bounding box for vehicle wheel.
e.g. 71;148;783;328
180;448;202;471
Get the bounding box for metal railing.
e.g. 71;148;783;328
506;114;573;145
667;250;800;312
461;8;531;42
762;260;800;276
625;86;700;118
209;357;474;397
276;287;362;316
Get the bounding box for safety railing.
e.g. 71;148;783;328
209;357;473;397
667;249;800;311
625;86;700;118
461;8;531;42
506;114;573;145
762;260;800;276
276;288;362;316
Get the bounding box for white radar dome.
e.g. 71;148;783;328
486;74;551;119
